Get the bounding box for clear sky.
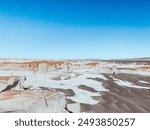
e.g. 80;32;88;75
0;0;150;59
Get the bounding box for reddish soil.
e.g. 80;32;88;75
85;62;99;67
0;76;16;81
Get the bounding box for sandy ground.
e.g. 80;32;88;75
80;73;150;113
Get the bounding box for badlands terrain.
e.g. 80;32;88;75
0;58;150;113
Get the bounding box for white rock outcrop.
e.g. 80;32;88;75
0;89;66;113
0;77;19;92
38;63;48;73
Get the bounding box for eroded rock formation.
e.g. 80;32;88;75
0;76;66;113
0;89;66;113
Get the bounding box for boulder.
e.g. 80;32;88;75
0;89;66;113
0;76;19;92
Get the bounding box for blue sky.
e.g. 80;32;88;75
0;0;150;59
